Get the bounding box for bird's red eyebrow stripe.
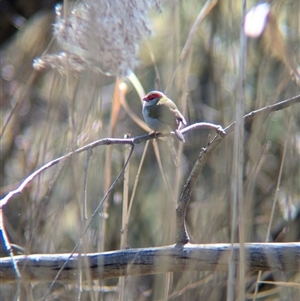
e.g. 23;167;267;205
144;93;161;100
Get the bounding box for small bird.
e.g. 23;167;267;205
142;91;187;142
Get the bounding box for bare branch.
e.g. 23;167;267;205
225;94;300;134
0;124;223;208
175;93;300;244
0;243;299;283
0;137;137;207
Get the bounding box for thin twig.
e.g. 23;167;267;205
118;135;131;301
252;120;291;301
0;123;224;209
0;138;137;207
224;94;300;134
179;0;218;62
258;281;300;288
126;140;149;225
42;144;135;301
0;208;21;280
79;148;93;297
230;1;247;299
83;148;93;222
164;274;214;301
0;72;37;139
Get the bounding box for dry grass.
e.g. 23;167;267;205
0;0;299;300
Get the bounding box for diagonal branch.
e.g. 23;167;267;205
176;94;300;244
1;94;299;245
225;94;300;134
0;124;223;208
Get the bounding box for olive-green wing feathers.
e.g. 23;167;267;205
148;98;186;128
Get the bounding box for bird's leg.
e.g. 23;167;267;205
149;131;161;140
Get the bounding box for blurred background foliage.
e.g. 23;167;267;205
0;0;299;300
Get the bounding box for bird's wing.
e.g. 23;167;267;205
159;98;187;126
160;103;180;128
171;108;187;126
146;97;187;129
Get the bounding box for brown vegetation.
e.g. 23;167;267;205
1;0;299;300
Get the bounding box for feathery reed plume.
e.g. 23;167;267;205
34;0;160;76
